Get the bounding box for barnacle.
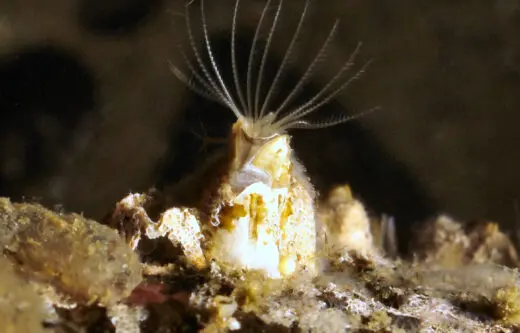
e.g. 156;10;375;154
317;184;398;260
3;0;520;331
167;0;372;278
411;215;519;268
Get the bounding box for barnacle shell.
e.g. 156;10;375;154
110;193;207;270
147;207;207;270
318;185;375;256
411;215;519;268
205;120;317;278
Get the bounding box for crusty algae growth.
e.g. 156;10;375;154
0;197;142;306
0;256;47;333
100;185;520;332
3;194;520;332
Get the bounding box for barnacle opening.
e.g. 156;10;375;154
227;119;292;190
170;0;373;141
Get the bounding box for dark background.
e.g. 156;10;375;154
0;0;519;253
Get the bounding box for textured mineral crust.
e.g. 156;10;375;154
2;186;520;332
0;256;47;333
0;197;142;306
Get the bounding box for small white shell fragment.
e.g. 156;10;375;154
146;207;207;270
227;317;241;331
108;303;147;333
113;193;154;250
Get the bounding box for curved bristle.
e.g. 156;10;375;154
247;0;272;119
283;106;379;130
278;42;362;123
183;1;229;108
169;61;222;104
259;0;310;119
272;19;339;119
254;0;283;120
200;0;242;118
170;49;224;104
275;45;371;130
231;0;247;114
170;0;373;138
